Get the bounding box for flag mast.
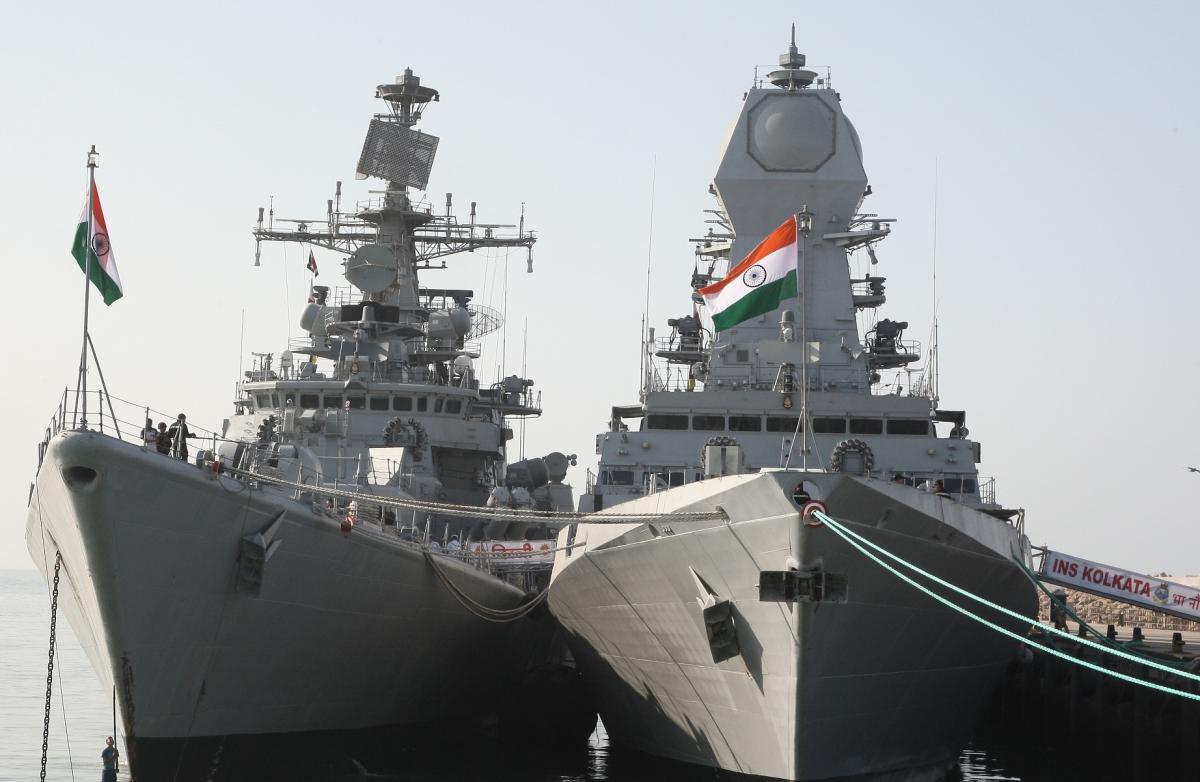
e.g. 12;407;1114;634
77;145;98;429
796;205;813;469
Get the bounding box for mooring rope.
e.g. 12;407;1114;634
224;464;726;523
1009;553;1188;668
811;510;1200;702
422;551;550;623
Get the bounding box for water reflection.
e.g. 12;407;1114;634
207;724;1028;782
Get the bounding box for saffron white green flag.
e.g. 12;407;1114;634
72;182;124;305
700;216;797;331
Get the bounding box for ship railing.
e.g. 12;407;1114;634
653;334;708;357
354;196;435;215
872;368;933;397
263;475;555;581
865;337;923;360
646;362;696;393
978;476;997;506
36;388;226;472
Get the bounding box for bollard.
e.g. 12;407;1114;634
1132;626;1144;642
1107;624;1117;641
1172;632;1184;654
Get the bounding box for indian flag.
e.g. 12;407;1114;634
700;216;797;331
71;182;124;305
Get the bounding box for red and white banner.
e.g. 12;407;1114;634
468;539;554;564
1040;550;1200;622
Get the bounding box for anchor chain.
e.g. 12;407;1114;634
40;551;63;782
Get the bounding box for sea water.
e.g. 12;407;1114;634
0;568;1163;782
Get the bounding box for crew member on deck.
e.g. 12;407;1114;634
155;422;171;454
167;413;196;461
101;736;119;782
141;418;157;449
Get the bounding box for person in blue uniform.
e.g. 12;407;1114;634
101;736;118;782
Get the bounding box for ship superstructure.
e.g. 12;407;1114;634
582;35;985;513
27;69;582;781
236;67;571;530
548;32;1038;781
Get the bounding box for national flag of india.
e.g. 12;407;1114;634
72;182;124;305
700;216;797;331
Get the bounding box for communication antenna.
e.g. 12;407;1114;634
931;159;940;402
640;156;657;396
520;318;528;459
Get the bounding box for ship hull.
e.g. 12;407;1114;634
548;472;1037;781
27;430;562;779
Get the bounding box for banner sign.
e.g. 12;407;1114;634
468;540;554;564
1040;550;1200;622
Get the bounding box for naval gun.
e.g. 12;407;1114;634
482;452;578;540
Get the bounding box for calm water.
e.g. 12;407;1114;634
0;568;1118;782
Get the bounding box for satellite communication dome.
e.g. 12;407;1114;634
346;244;398;294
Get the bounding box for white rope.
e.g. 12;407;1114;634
423;551;550;623
224;464;726;523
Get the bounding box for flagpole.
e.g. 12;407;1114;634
78;145;98;430
796;206;812;470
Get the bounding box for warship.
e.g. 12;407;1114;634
548;32;1039;780
27;69;588;780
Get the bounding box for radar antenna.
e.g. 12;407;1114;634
767;24;817;89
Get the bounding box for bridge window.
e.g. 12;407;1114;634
394;396;413;411
692;415;725;431
602;470;635;485
299;394;320;409
255;393;271;408
941;477;977;493
346;396;366;410
647;414;689;430
887;419;930;435
729;416;763;432
849;418;883;435
766;416;801;432
416;397;428;412
369;396;389;411
324;395;342;409
812;418;847;434
434;398;444;413
445;399;463;414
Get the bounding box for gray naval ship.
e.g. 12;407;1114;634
548;33;1039;781
27;69;586;779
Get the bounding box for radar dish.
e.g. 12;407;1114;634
466;304;503;340
355;119;439;189
346;244;398;294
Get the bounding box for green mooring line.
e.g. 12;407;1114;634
1009;552;1185;668
810;510;1200;702
811;510;1200;683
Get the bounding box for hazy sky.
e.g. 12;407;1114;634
2;1;1198;575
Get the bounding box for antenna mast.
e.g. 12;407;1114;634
640;156;657;398
931;159;939;402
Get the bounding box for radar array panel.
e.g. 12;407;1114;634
355;119;439;189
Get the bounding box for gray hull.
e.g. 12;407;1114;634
26;431;544;747
548;472;1037;780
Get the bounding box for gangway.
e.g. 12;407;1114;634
1037;548;1200;624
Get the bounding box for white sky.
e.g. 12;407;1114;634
2;0;1198;574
